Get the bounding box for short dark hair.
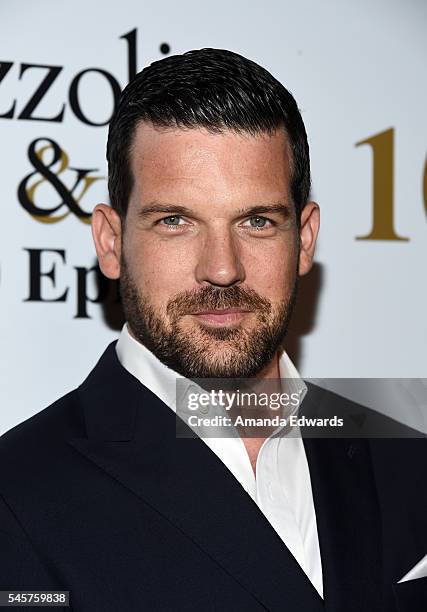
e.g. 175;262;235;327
106;48;310;221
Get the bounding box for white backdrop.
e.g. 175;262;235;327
1;0;426;434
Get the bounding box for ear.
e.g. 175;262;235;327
298;201;320;276
91;203;122;279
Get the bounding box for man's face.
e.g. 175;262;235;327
111;123;310;379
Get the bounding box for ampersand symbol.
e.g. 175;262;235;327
18;138;104;223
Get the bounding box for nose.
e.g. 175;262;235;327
194;225;245;287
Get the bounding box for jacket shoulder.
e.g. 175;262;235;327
0;389;83;448
0;389;85;490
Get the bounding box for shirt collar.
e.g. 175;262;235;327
116;323;179;411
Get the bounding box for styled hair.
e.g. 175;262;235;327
106;48;310;220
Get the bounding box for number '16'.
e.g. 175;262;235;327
356;128;427;241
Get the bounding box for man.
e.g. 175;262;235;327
0;48;426;611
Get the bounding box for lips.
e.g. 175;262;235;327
191;308;251;315
190;308;252;326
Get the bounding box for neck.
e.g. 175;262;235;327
241;350;282;475
255;349;282;380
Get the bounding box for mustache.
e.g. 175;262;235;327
166;285;272;317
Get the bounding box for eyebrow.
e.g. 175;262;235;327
137;202;291;220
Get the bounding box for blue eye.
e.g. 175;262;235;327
243;216;273;229
250;216;267;228
162;216;181;225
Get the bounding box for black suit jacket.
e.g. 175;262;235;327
0;341;426;611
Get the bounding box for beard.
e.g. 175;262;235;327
119;255;298;380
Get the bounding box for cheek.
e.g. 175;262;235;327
124;237;195;305
241;239;298;297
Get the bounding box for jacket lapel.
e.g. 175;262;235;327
70;342;323;612
301;384;383;612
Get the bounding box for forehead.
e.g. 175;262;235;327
128;122;292;207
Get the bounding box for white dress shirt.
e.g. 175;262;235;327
116;323;324;597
